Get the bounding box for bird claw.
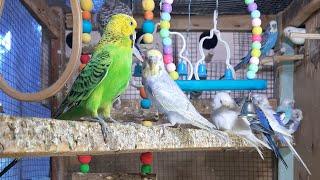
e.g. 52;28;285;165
96;117;109;143
107;117;120;124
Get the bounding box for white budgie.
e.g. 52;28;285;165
142;49;227;140
284;26;306;45
212;92;270;159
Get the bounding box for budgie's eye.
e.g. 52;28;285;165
129;21;134;26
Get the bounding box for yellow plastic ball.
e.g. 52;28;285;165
80;0;94;11
143;33;154;44
252;26;262;35
169;71;179;80
142;120;153;127
82;33;91;44
142;0;155;11
251;49;261;58
160;21;170;29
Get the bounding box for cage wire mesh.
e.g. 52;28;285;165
0;0;51;179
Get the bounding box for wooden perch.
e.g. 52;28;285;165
0;115;249;157
290;32;320;40
72;173;156;180
261;55;304;65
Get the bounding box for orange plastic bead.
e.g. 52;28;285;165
144;11;154;20
140;87;148;99
79;63;86;71
82;11;91;20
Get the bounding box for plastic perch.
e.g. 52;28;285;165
175;79;267;92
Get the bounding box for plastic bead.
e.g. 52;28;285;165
80;54;90;64
143;33;154;44
251;49;261;57
80;164;90;173
244;0;254;5
163;37;172;46
141;164;152;174
248;64;259;73
82;33;91;43
166;63;176;72
80;0;94;11
139;87;148;99
144;11;154;20
169;71;179;80
163;0;174;4
142;0;155;11
160;29;170;38
142;20;155;34
252;41;262;50
250;57;260;65
141;99;152;109
252;18;262;27
163;54;173;64
140;152;153;164
83;20;93;33
252;35;262;42
251;10;261;19
78;156;92;164
82;11;91;20
247;3;257;12
142;120;153;127
163;46;173;54
160;21;170;29
161;3;172;13
247;71;256;79
252;26;262;35
161;12;171;21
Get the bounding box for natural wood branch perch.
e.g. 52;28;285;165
261;55;304;65
0;115;249;157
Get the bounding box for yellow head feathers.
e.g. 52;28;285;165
104;14;137;37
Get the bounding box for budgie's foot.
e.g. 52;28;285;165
156;122;176;128
107;117;120;124
96;117;109;143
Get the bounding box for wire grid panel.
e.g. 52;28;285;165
0;0;51;179
89;151;275;180
122;31;274;100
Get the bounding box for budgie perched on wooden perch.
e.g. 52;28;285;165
54;14;137;142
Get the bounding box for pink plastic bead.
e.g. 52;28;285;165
252;18;262;27
166;63;176;72
252;35;262;42
163;54;173;64
250;57;260;65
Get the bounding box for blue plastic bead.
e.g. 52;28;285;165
247;71;256;79
83;20;92;33
133;63;142;77
198;64;207;78
142;20;155;34
251;10;261;19
224;69;234;80
163;37;172;46
141;99;152;109
177;61;188;76
160;12;171;21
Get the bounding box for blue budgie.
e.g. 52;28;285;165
252;94;311;175
220;20;278;79
276;98;295;125
142;49;227;140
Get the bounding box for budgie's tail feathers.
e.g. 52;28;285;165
264;134;288;168
283;136;311;175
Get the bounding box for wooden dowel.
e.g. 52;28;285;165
290;32;320;40
261;55;304;65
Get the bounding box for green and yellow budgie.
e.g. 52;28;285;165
54;14;137;142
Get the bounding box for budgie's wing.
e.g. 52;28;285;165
54;48;112;118
261;30;278;55
149;74;215;130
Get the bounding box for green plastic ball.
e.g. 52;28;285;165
80;164;90;173
248;64;259;73
141;164;152;174
245;0;254;5
252;42;261;49
160;29;170;38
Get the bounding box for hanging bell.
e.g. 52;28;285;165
177;61;188;76
224;68;234;80
133;62;142;77
239;94;257;119
198;63;207;78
